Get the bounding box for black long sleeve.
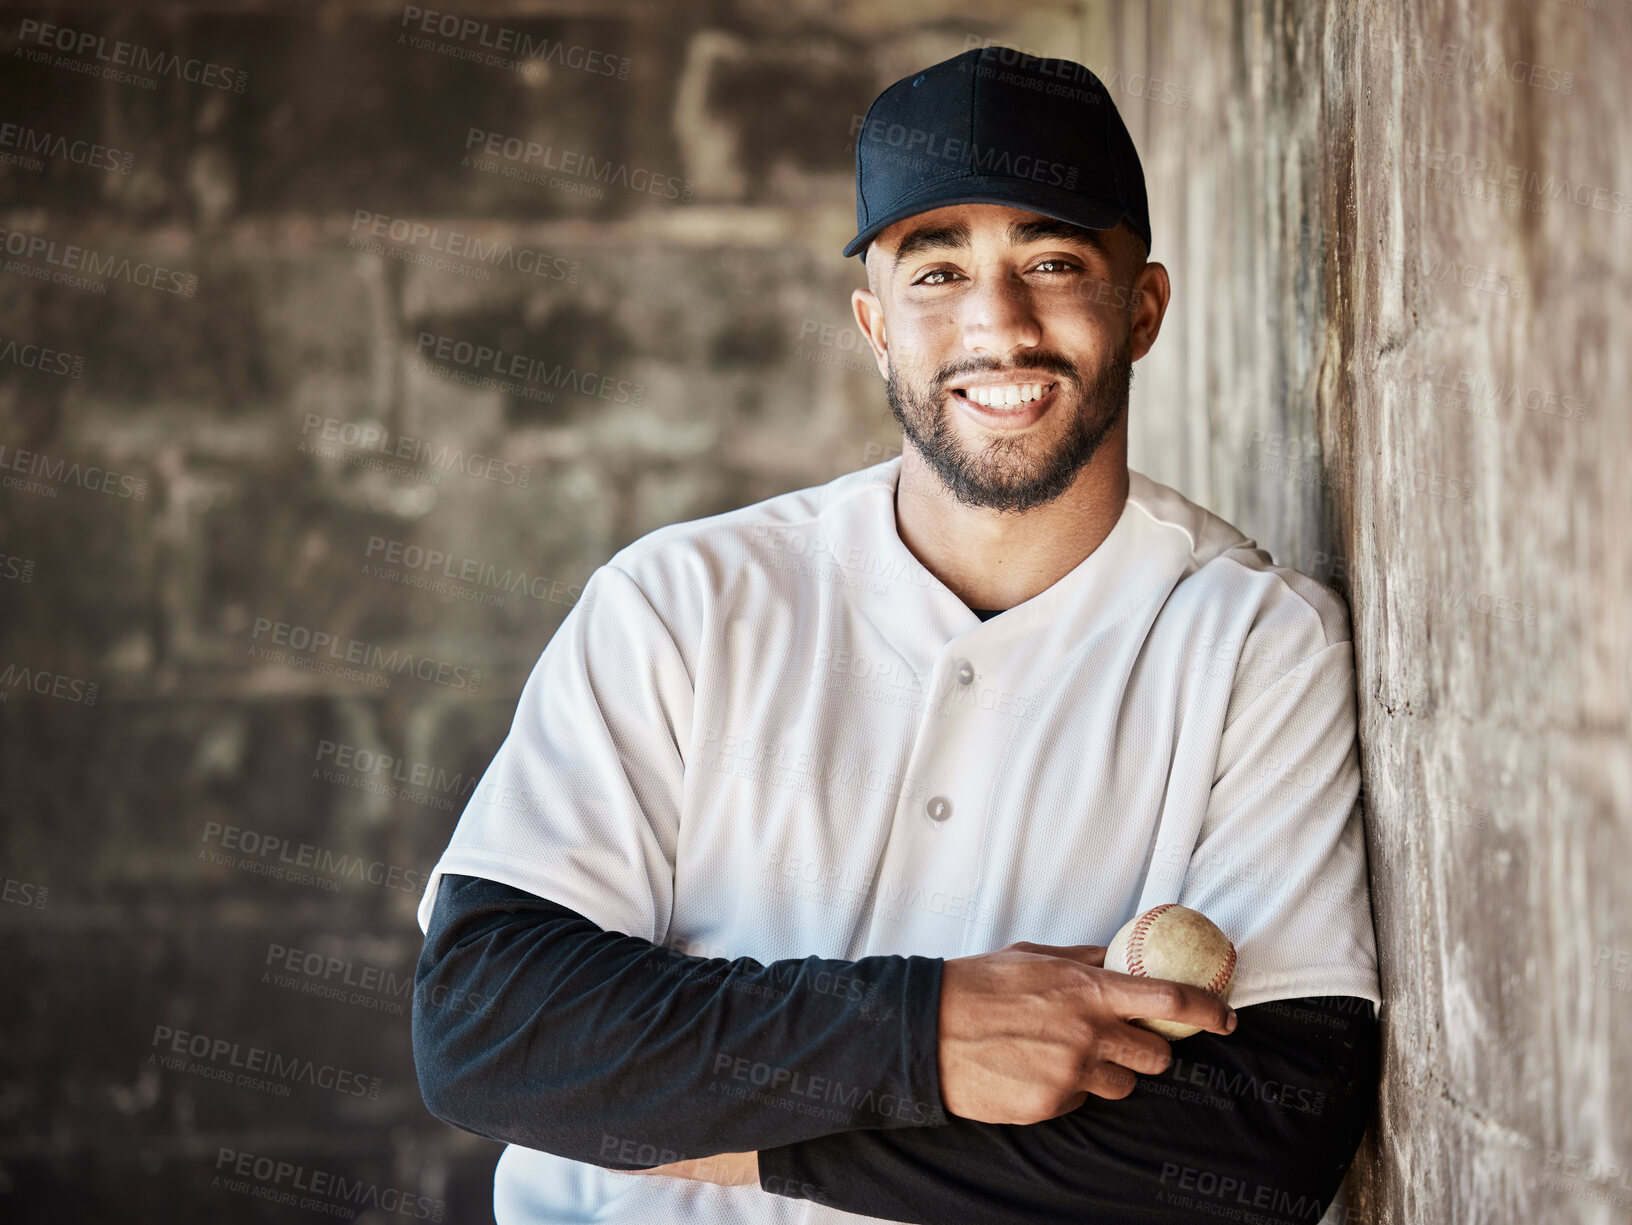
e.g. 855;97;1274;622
416;872;1378;1222
411;872;947;1169
757;991;1380;1223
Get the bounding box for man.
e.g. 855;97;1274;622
412;45;1381;1224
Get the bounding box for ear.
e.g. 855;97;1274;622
1128;261;1171;363
851;286;890;380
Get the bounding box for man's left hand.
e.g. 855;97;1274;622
619;1151;759;1185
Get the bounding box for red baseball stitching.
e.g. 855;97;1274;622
1124;903;1174;978
1128;905;1235;999
1207;942;1237;997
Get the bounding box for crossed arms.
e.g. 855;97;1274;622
412;872;1378;1224
413;562;1380;1220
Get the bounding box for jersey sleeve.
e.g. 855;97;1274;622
1179;615;1381;1009
416;562;690;944
757;993;1379;1223
412;873;947;1164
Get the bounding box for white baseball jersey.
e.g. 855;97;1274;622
419;453;1381;1224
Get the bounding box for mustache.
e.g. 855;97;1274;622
935;354;1079;389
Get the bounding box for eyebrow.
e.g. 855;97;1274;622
891;217;1110;271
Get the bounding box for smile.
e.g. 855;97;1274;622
952;381;1057;408
949;381;1059;427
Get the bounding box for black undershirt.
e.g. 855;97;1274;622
413;873;1379;1223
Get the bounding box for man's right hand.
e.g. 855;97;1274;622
936;941;1237;1125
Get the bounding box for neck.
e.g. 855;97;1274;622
893;422;1131;611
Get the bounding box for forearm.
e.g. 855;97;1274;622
411;873;948;1167
757;994;1379;1224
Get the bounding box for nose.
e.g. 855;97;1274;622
960;266;1042;360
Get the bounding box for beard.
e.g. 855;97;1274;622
885;337;1133;514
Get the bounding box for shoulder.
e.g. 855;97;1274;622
1129;470;1353;660
597;459;896;612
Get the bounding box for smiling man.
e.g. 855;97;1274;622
412;46;1381;1225
856;203;1157;612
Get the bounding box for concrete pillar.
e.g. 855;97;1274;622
1100;2;1632;1219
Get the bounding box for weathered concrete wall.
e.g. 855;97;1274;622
1;0;1625;1221
1092;1;1632;1221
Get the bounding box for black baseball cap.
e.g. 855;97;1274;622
843;46;1151;260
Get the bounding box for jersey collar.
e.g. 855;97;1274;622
820;455;1205;660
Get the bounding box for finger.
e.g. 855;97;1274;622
1094;1027;1174;1077
1008;941;1108;967
1081;1060;1139;1101
622;1156;733;1182
1107;976;1237;1035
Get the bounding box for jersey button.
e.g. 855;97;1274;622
926;795;953;822
954;659;975;686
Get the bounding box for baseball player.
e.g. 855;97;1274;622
413;46;1381;1225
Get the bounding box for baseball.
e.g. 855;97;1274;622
1104;903;1237;1039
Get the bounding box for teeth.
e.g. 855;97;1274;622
962;382;1052;407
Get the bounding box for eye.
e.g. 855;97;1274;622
1031;258;1081;275
912;267;963;286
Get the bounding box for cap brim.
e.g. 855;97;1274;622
843;177;1129;259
